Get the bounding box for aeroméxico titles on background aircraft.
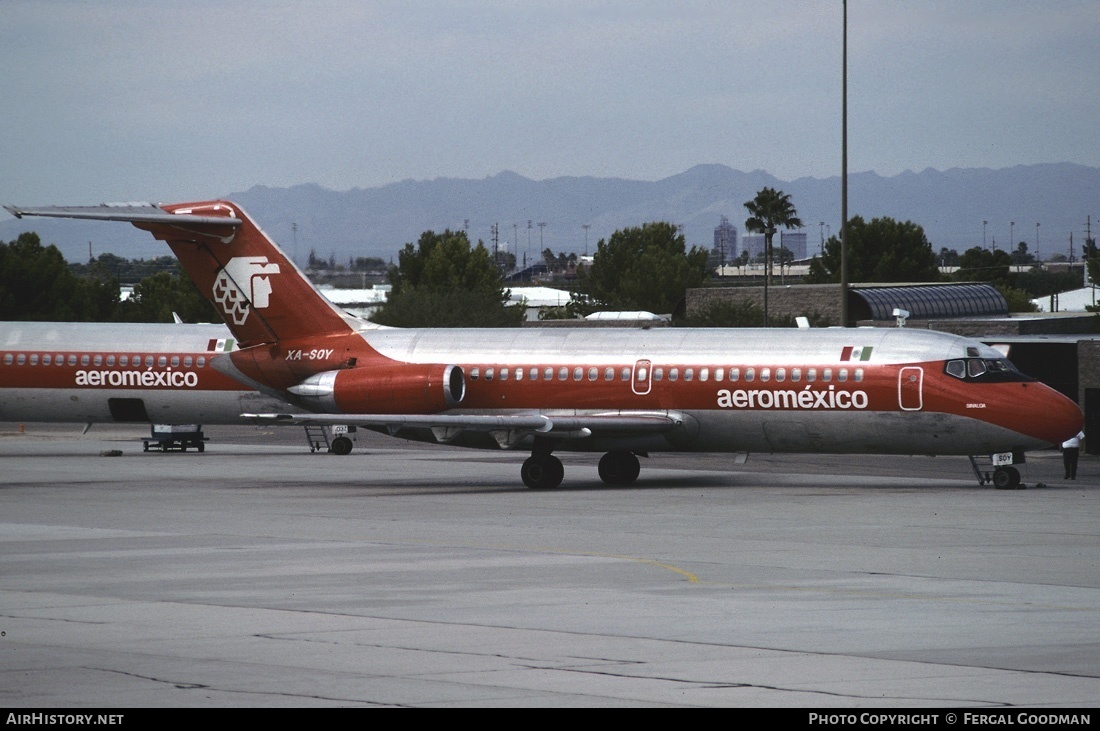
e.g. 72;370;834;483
3;200;1084;489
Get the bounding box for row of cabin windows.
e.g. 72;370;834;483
3;352;210;368
467;365;864;384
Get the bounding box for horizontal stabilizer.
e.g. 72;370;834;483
5;204;242;227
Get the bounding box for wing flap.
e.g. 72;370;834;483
242;411;683;437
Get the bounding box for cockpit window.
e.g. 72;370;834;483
944;358;1033;383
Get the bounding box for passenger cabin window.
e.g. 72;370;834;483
470;367;480;380
700;367;709;382
668;368;678;382
43;354;51;366
30;354;39;365
744;367;755;382
760;367;770;382
684;368;694;381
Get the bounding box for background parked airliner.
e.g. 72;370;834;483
4;201;1083;489
0;320;293;427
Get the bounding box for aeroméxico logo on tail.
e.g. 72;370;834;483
212;256;281;325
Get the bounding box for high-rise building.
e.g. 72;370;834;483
713;216;739;263
741;234;766;261
780;231;808;259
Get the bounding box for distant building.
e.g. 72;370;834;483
741;233;766;260
780;231;808;259
713;217;739;263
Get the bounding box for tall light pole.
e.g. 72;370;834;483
982;220;987;250
1008;221;1014;253
582;224;590;256
1035;222;1040;262
840;0;849;327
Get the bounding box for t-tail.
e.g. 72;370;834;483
6;200;356;347
5;200;372;393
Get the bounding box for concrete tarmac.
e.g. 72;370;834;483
1;424;1097;708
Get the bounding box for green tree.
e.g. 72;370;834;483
939;248;960;267
573;222;708;316
372;229;523;327
744;188;802;325
806;216;939;284
1;234;86;318
954;247;1012;285
1086;236;1099;289
121;265;219;323
744;188;802;282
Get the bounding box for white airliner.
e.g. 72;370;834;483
3;201;1084;489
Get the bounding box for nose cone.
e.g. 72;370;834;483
1020;383;1083;446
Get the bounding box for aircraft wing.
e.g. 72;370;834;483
242;411;684;442
4;204;242;227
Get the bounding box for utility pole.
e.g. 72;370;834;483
840;0;849;327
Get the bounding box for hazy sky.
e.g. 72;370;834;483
4;0;1099;205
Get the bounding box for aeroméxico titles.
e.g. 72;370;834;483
3;201;1083;489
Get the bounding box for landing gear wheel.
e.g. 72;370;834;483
993;466;1021;490
330;436;353;455
521;455;564;490
598;451;641;486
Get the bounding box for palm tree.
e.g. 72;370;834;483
744;187;803;325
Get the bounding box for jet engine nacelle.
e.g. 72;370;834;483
288;364;465;414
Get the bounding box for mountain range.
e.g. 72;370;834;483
4;163;1098;266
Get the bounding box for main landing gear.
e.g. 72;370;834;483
520;443;641;489
597;450;641;486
